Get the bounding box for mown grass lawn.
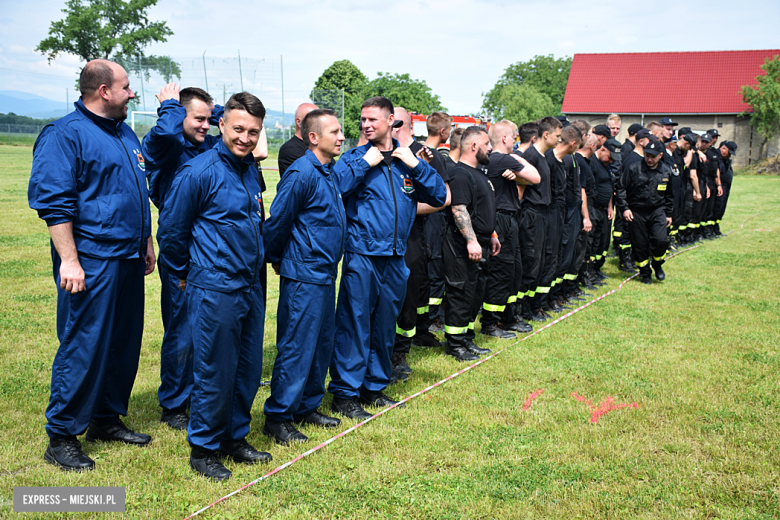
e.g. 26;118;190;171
0;143;778;519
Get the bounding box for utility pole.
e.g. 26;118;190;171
66;88;68;115
238;50;244;91
281;54;286;140
341;89;345;130
137;56;146;111
216;84;232;104
202;51;209;92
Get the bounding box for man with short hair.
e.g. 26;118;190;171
607;114;622;137
481;122;539;336
676;129;702;245
588;140;618;284
142;84;223;431
445;127;465;170
443;126;502;360
659;117;678;141
616;140;674;284
520;117;562;322
623;123;643;155
515;122;538;153
262;109;346;445
712;141;736;236
277;103;319;175
158;92;272;481
590;124;611;148
30;60;155;471
328;97;446;418
570;135;596;296
700;133;723;238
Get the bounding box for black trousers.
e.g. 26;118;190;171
612;210;631;258
570;206;592;291
713;182;731;226
443;230;489;348
671;175;684;235
703;179;717;231
595;209;612;271
482;212;519;327
425;211;446;322
680;184;694;241
539;201;564;298
394;221;428;355
629;207;669;277
519;203;548;312
554;202;581;297
588;206;606;265
691;178;706;238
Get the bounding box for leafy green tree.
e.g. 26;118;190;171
36;0;180;87
742;55;780;160
366;72;446;115
482;54;572;121
493;84;556;127
312;60;369;138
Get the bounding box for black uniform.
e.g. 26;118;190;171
590;157;613;273
482;152;523;329
519;145;552;317
444;163;496;350
669;147;687;242
702;147;720;236
277;135;308;176
552;153;581;301
571;153;594;290
679;147;698;244
613;150;643;264
423;147;451;329
615;159;674;278
712;152;733;234
540;149;566;307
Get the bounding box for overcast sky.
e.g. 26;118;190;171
1;0;779;116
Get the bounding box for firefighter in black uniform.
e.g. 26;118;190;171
713;141;737;236
616;140;674;284
443;126;501;361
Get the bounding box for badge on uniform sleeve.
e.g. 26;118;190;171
254;192;263;217
133;149;146;172
400;173;415;194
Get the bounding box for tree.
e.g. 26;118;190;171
742;55;780;160
312;60;369;138
482;54;572;121
36;0;179;84
493;84;556;127
366;72;446;115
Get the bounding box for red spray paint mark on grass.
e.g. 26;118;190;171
522;389;545;410
571;392;639;424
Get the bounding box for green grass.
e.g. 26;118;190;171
1;144;779;519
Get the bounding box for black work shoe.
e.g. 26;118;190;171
597;271;609;280
160;407;189;431
445;345;479;361
190;446;231;481
480;324;516;339
359;390;404;408
641;276;652;285
293;410;341;429
391;364;409;383
654;265;666;281
331;397;372;420
391;352;412;374
500;320;533;333
44;436;94;472
262;419;309;446
465;340;492;355
428;318;444;333
619;263;638;274
540;310;554;320
219;438;272;464
85;419;151;446
529;312;547;322
412;331;442;348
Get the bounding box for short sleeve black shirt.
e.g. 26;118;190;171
447;163;496;241
486;152;523;212
545;149;567;206
563;154;581;205
574;153;594;202
591;158;614;209
521;145;551;206
277;135;308;176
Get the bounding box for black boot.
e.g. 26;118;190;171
465;339;492;355
44;436;94;472
219;438;272;463
263;418;309;445
359;389;404;408
412;330;442;348
331;397;372;420
445;334;479;361
652;262;666;281
480;324;516;339
161;406;189;431
190;446;231;481
85;418;151;446
500;319;533;333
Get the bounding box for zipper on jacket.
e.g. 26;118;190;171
116;129;146;257
240;169;260;285
383;163;398;254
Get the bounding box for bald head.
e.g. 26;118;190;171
488;122;514;154
294;103;318;137
392;107;413;144
79;59;120;98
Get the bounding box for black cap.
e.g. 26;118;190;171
678;126;693;136
635;128;653;140
392;120;404;129
555;115;571;127
659;117;678;126
592;124;611;138
683;133;698;147
723;141;737;155
644;140;664;156
701;133;713;143
627;123;643;136
603;138;622;161
707;128;720;137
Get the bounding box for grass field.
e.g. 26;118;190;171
1;142;779;519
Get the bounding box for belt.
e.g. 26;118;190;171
497;209;517;216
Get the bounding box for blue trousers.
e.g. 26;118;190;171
264;278;335;422
187;284;264;451
329;252;409;398
45;253;145;438
158;264;193;411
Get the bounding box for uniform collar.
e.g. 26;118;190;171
75;99;125;133
304;149;332;176
214;139;255;171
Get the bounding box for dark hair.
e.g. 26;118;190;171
301;108;338;146
518;122;538;144
180;87;213;109
461;125;487;149
449;127;465;150
79;60;115;96
561;125;582;144
361;96;394;115
537;116;563;138
225;92;266;120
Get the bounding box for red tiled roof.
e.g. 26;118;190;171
561;50;780;115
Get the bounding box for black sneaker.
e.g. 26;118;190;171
85;419;151;446
262;419;309;446
44;436;94;472
359;390;404;408
219;438;272;463
160;407;189;431
293;410;341;429
330;397;373;420
190;446;231;481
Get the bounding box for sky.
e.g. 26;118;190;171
1;0;779;116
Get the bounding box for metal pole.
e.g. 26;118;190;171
8;124;10;145
202;51;209;92
280;54;286;140
341;88;345;130
137;56;146;112
238;50;244;91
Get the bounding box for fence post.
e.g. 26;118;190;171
8;124;10;145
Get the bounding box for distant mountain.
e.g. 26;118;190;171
0;90;68;117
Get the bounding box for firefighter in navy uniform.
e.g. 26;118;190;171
615;140;674;285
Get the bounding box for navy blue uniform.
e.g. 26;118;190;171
263;150;346;421
329;141;447;398
141;99;222;414
29;100;152;438
158;140;265;451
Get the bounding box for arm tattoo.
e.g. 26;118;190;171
452;204;477;242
